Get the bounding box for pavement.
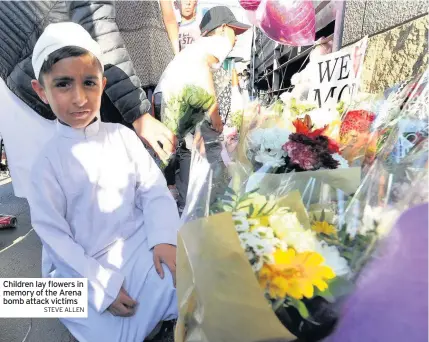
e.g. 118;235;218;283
0;179;73;342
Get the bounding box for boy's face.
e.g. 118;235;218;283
180;0;197;19
32;54;106;129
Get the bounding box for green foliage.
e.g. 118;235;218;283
271;99;285;117
336;101;346;116
164;85;215;139
287;298;310;319
289;98;317;117
230;110;244;131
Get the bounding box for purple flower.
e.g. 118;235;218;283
283;141;320;170
283;133;339;170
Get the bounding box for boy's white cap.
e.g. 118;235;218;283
32;22;103;79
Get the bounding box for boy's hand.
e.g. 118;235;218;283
108;287;137;317
210;112;224;133
153;244;176;286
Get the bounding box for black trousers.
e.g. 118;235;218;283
164;153;178;186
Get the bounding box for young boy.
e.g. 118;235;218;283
28;22;179;342
154;6;250;212
177;0;200;51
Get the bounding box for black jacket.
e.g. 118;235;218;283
0;1;151;124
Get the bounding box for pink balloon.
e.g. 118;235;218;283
239;0;262;11
257;0;316;46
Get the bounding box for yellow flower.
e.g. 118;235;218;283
311;221;337;237
258;249;335;300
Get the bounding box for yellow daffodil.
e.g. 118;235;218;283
311;221;338;237
258;249;335;300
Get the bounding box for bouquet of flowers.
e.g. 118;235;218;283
363;68;429;169
161;85;215;140
176;122;428;341
244;111;349;173
177;118;398;342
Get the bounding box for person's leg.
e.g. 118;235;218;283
164;153;177;187
200;122;228;206
59;230;177;342
176;141;192;211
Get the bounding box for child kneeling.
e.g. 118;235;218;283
28;22;179;342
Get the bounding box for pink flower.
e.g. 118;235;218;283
283;141;319;170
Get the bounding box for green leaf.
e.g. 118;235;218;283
288;298;310;319
257;201;268;216
265;202;278;216
327;277;354;299
248;204;255;217
314;287;335;303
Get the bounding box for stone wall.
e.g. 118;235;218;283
341;0;428;93
361;16;428;93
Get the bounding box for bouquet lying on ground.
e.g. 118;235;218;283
175;70;429;341
176;120;427;341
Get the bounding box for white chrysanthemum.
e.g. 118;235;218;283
285;230;319;253
233;212;251;233
332;153;349;168
254;152;286;167
269;209;306;240
247;127;290;167
315;241;351;277
237;224;285;272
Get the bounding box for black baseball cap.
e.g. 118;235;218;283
199;6;250;37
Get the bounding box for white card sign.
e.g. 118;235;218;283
308;36;368;108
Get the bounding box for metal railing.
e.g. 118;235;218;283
251;0;338;101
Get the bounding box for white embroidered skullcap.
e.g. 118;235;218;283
32;22;103;79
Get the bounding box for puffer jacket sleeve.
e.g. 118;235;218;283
68;1;151;124
1;1;57;120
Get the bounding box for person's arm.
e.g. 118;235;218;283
205;56;223;133
68;1;177;161
27;156;124;314
159;0;180;55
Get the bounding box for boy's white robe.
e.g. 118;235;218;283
27;119;180;342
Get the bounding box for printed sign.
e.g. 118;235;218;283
308;36;368;108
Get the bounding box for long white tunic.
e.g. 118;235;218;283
27;119;180;342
